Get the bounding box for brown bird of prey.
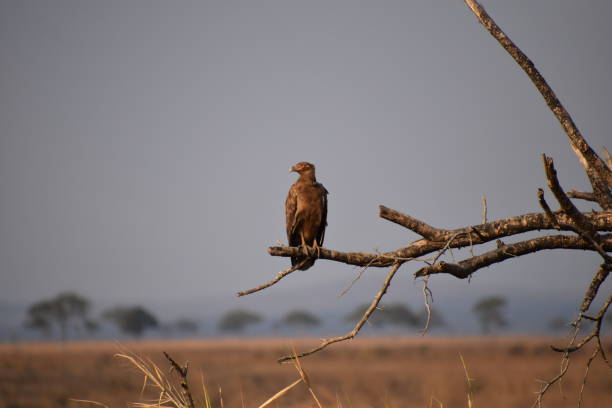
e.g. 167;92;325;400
285;162;328;270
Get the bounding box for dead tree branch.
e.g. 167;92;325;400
464;0;611;210
580;264;611;313
415;235;612;279
379;205;443;240
463;1;611;405
268;211;610;268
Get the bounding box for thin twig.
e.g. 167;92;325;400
537;188;560;230
237;259;309;297
567;190;598;202
379;205;444;240
277;263;403;363
481;196;487;224
577;344;600;408
420;276;433;335
579;263;610;313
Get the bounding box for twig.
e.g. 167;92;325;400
237;259;309;297
536;295;612;406
419;276;433;335
537;188;560;230
533;317;584;408
481;196;487;224
379;205;444;240
577;343;600;408
551;294;611;353
579;263;610;313
567;190;598;203
277;263;402;363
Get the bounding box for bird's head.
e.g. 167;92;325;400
290;162;316;175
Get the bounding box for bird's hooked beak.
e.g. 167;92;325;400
290;165;296;173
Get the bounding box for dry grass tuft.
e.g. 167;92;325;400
105;348;324;408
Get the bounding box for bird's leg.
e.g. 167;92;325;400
312;240;321;259
299;233;310;256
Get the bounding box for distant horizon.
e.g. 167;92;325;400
0;289;595;343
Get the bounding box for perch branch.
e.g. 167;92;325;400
268;211;611;269
277;263;402;363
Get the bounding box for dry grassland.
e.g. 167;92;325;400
0;337;610;407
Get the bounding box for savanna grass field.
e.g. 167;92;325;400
1;336;610;408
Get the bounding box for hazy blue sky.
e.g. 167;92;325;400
1;1;610;328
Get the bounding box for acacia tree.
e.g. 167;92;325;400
24;291;94;341
238;1;611;405
281;310;321;329
218;309;263;333
103;306;159;338
473;296;508;334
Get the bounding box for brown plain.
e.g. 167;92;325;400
1;337;610;408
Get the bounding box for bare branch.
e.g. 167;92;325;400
379;205;443;240
567;190;598;202
236;259;309;297
269;211;611;269
580;263;611;313
464;0;612;210
268;245;397;267
481;196;488;224
277;263;402;363
543;154;611;261
415;234;612;279
537;188;560;230
543;155;592;230
551;294;611;353
577;343;601;408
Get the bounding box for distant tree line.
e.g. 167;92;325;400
22;291;538;341
23;291;191;340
